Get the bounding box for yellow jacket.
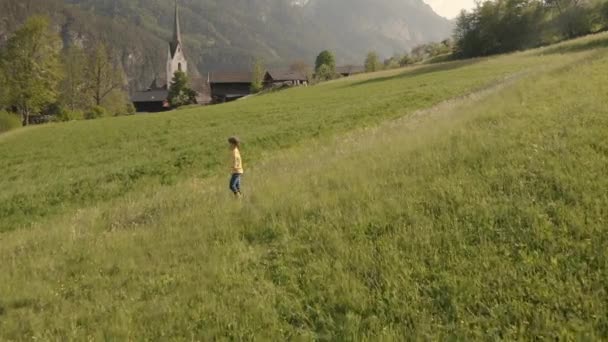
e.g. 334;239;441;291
231;148;244;174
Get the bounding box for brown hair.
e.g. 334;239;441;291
228;136;240;147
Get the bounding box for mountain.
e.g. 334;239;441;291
0;0;453;89
302;0;453;57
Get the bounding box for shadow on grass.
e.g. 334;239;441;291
536;34;608;56
346;58;483;88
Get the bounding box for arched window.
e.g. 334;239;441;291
178;63;182;72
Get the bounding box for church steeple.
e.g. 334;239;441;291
169;0;182;58
166;0;188;87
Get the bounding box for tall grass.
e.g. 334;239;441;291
0;35;606;339
1;34;605;230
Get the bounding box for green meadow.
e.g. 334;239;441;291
2;41;594;230
1;34;607;339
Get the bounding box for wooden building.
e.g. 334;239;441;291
264;70;308;88
208;71;253;103
131;79;170;113
131;90;170;113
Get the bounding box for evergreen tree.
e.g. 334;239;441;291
1;16;62;126
168;71;196;108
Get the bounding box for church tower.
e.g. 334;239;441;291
167;0;187;88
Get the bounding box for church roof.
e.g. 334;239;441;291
169;0;182;58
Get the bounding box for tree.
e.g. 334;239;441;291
546;0;592;38
315;64;335;82
453;9;480;58
101;89;132;116
399;54;414;66
410;44;429;62
168;71;196;108
1;16;62;126
384;56;400;70
0;66;8;110
364;51;382;72
453;0;544;58
60;46;91;111
601;1;608;29
315;50;336;73
250;58;265;94
86;43;125;106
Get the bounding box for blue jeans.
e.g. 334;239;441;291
229;173;242;194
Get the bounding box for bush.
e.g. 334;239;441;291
399;54;414;66
56;109;84;122
84;106;108;120
0;111;22;133
125;103;136;115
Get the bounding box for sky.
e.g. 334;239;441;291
423;0;477;19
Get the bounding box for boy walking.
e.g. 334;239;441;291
228;137;244;197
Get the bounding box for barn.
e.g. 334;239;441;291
264;70;308;88
208;71;253;103
131;80;170;113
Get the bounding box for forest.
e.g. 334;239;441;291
454;0;608;57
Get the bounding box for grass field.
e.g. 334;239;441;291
1;40;599;231
1;34;607;339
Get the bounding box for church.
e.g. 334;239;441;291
131;1;310;111
131;1;210;112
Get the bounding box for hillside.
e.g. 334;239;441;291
0;0;452;89
304;0;453;55
0;0;169;90
1;34;607;339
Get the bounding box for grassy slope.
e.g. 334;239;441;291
0;48;585;230
0;34;607;339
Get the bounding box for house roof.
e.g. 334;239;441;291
265;69;308;82
336;65;365;75
208;71;253;84
131;89;169;103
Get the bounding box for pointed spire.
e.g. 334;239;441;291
170;0;182;58
173;0;181;45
